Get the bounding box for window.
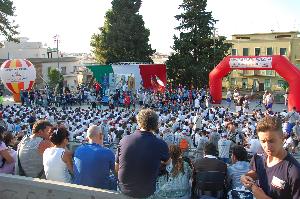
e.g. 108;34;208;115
243;70;254;75
264;79;271;89
260;70;266;75
242;78;248;89
278;80;286;88
267;47;273;55
280;48;287;55
243;48;249;56
61;66;66;75
255;48;261;56
231;48;237;56
266;70;274;76
231;78;236;86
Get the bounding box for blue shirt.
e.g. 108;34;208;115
227;161;250;189
73;143;115;189
116;131;170;198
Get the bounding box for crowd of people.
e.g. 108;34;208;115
0;85;300;199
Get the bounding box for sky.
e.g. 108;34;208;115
7;0;300;54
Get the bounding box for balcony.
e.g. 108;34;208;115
238;71;255;76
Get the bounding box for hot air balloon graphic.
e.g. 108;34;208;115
0;59;36;102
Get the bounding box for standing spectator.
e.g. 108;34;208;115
194;97;200;112
262;90;268;109
27;112;36;130
162;128;174;146
101;119;110;144
241;116;300;199
73;125;116;190
43;127;73;183
115;109;170;198
194;130;208;159
265;92;274;110
283;92;288;107
285;107;299;136
209;129;221;149
226;122;243;145
227;145;250;189
293;120;300;145
193;143;227;199
124;94;131;110
226;90;232;108
15;120;53;178
246;134;261;156
218;133;232;164
155;145;192;199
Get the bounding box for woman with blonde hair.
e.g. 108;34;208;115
155;144;192;199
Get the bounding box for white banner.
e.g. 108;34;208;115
229;57;272;69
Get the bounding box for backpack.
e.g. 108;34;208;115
228;188;253;199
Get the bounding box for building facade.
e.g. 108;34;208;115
223;31;300;92
0;38;83;90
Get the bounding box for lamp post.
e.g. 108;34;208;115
54;34;60;72
213;26;218;67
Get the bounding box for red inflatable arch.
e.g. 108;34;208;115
209;55;300;111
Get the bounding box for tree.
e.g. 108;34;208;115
47;67;64;94
167;0;231;87
0;0;19;42
90;0;155;64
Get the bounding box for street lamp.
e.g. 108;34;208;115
54;34;60;72
213;26;218;67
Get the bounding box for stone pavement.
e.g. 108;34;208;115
215;99;287;113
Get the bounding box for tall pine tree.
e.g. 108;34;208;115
90;0;155;64
0;0;19;42
167;0;231;87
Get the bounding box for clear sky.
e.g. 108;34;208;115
7;0;300;54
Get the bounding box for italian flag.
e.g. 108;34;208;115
87;64;166;92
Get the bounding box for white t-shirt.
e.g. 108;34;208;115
218;139;232;158
194;98;200;108
247;139;261;154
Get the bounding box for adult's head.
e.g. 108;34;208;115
86;125;103;145
136;108;159;132
32;120;53;140
226;121;236;133
256;116;284;157
204;143;217;157
169;144;183;177
49;127;69;147
231;145;248;163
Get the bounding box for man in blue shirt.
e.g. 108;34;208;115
73;125;116;190
115;108;170;198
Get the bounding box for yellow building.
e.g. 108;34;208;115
223;31;300;92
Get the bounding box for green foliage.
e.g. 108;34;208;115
0;0;19;42
282;81;289;91
90;0;155;64
47;67;63;93
167;0;232;87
